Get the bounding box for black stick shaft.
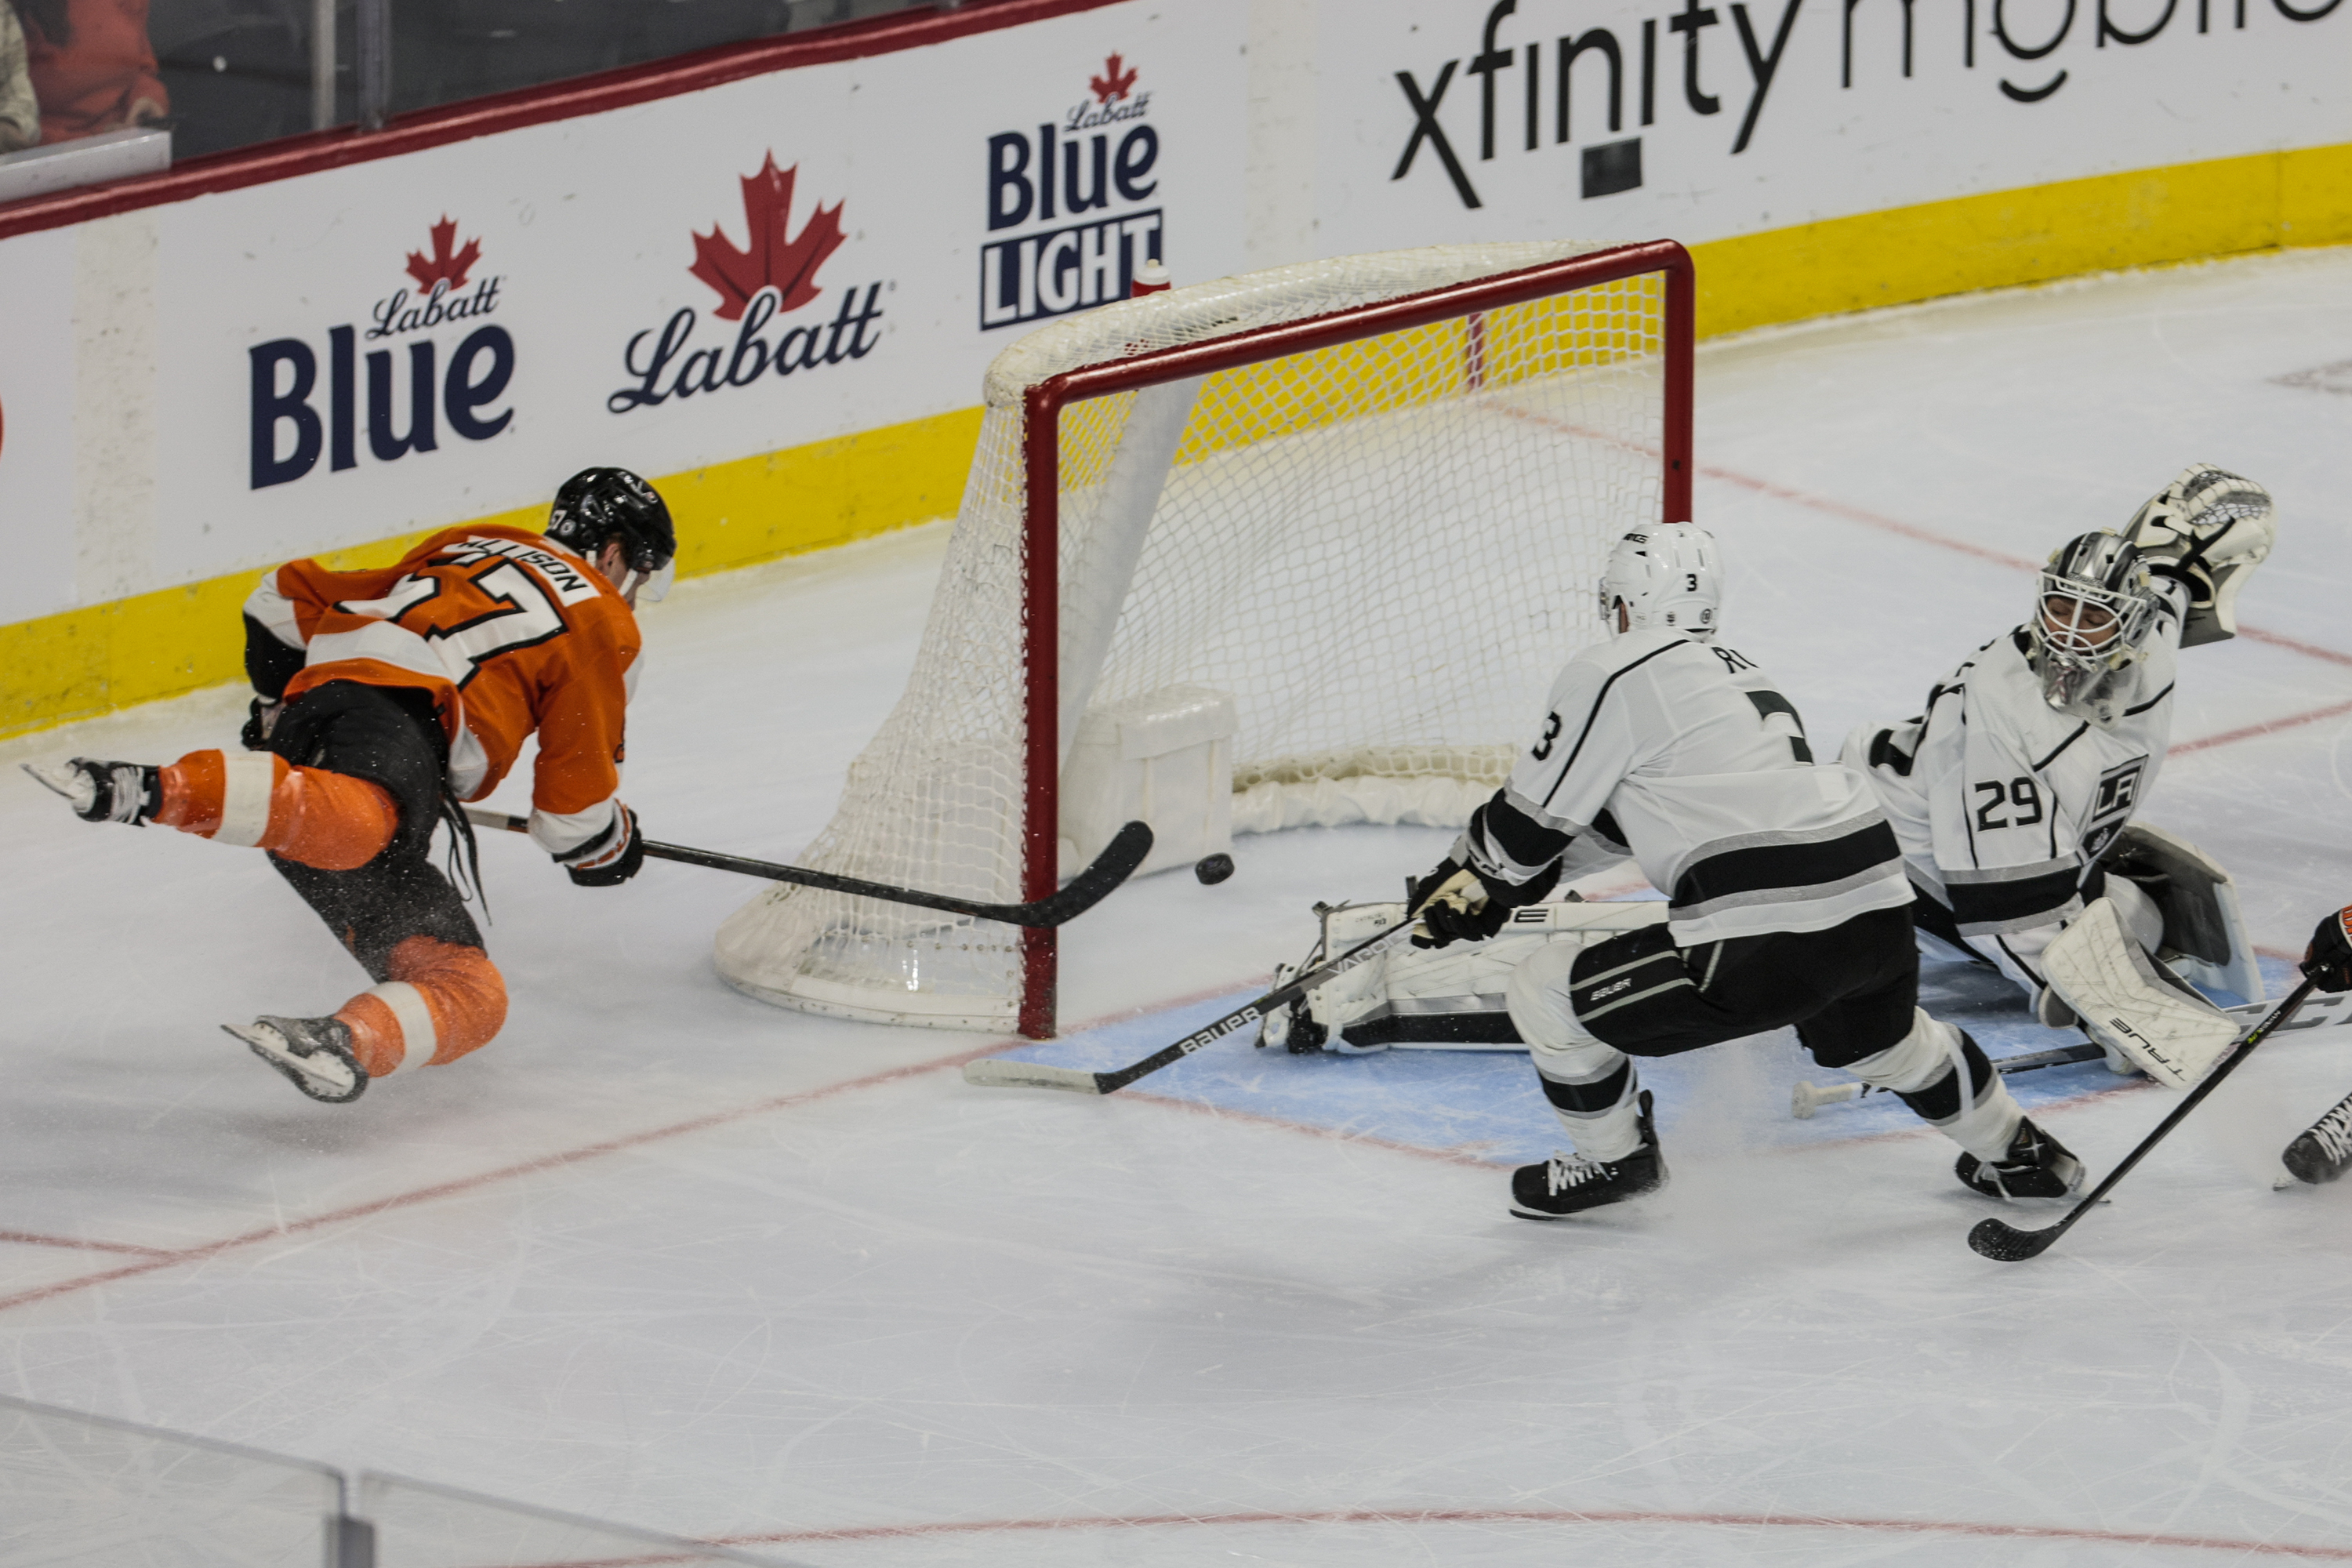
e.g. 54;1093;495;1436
1972;978;2318;1260
461;808;1149;929
1089;916;1423;1094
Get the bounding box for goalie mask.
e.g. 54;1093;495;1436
1597;522;1721;640
2027;530;2161;727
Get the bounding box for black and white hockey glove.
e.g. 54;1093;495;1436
21;757;162;825
558;804;645;887
2125;463;2275;648
2302;906;2352;993
1407;856;1559;949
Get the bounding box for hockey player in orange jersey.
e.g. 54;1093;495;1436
25;469;675;1103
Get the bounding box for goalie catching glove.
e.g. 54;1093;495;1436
2125;462;2275;648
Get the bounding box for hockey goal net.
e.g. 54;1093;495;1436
716;239;1693;1036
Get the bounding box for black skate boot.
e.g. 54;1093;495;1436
223;1016;370;1103
22;758;161;824
1510;1091;1667;1219
2282;1091;2352;1185
1955;1118;2082;1201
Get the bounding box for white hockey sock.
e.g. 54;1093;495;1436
1845;1009;2024;1161
1509;940;1645;1162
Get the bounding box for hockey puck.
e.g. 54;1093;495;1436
1194;853;1235;885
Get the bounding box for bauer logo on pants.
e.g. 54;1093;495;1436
978;53;1166;329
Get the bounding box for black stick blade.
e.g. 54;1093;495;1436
1968;1217;2060;1261
1035;821;1154;926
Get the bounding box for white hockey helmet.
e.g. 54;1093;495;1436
2027;529;2163;726
1597;522;1722;640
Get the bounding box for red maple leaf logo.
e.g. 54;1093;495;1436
689;154;847;322
404;216;481;292
1091;53;1138;103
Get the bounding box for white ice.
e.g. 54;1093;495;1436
6;248;2352;1566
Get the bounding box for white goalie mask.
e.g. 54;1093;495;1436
2028;530;2162;727
1597;522;1722;640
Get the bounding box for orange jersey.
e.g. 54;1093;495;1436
246;527;640;848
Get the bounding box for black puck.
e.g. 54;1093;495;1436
1194;853;1235;885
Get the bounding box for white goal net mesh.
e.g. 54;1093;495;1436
716;241;1675;1031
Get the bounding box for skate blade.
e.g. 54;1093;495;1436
221;1022;366;1103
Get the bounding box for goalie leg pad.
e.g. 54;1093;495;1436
2103;822;2263;1004
2043;897;2241;1088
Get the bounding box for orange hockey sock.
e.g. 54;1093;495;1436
156;750;397;870
332;937;508;1080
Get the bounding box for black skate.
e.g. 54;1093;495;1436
1955;1118;2082;1201
1510;1091;1667;1219
223;1016;369;1103
2282;1091;2352;1185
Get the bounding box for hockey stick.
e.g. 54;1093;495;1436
1793;988;2352;1118
1792;1042;2107;1118
462;808;1152;929
1968;977;2318;1262
962;914;1425;1093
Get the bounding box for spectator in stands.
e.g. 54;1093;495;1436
0;2;41;151
17;0;166;143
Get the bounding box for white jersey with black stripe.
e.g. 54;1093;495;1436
1839;602;2180;994
1461;630;1911;945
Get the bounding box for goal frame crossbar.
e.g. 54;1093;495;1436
1014;239;1697;1037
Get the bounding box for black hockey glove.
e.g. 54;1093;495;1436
2302;906;2352;993
240;697;285;751
559;804;645;887
1408;856;1559;949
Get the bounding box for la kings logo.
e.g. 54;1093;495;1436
979;53;1164;329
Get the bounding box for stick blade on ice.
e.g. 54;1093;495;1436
1968;1217;2060;1261
960;1058;1105;1094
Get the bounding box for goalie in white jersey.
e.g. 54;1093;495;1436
1409;524;2084;1218
1842;465;2277;1033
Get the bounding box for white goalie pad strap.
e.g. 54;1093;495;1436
368;981;440;1072
2043;898;2239;1089
212;754;281;847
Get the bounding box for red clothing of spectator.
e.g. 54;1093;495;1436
21;0;165;143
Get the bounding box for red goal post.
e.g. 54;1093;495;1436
717;239;1694;1040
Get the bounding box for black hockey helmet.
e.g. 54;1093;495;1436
546;468;676;576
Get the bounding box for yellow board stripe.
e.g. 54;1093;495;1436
5;140;2348;740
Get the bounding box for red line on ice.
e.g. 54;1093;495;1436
730;1503;2352;1559
0;980;1254;1316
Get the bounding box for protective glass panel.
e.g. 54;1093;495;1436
0;1392;340;1568
359;1470;801;1568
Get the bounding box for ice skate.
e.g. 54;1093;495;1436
223;1016;369;1103
1955;1118;2082;1201
1510;1091;1666;1219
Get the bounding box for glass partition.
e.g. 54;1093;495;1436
82;0;939;162
0;1391;343;1567
358;1469;802;1568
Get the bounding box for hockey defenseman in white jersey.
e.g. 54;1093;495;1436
1842;466;2276;1033
1407;523;2084;1219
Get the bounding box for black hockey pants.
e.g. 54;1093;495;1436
1566;905;1920;1069
261;681;484;982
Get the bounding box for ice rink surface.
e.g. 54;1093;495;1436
7;248;2352;1564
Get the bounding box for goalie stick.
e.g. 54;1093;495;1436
1968;978;2318;1263
1791;986;2352;1117
962;914;1425;1093
463;808;1151;929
